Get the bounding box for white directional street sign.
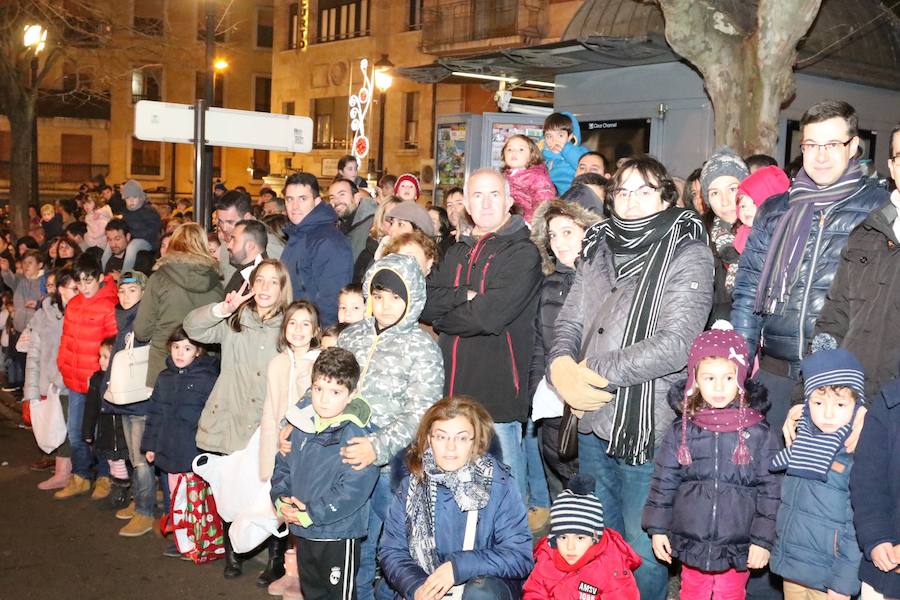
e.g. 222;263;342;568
134;100;313;153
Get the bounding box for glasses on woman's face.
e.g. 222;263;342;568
612;185;659;203
429;432;474;446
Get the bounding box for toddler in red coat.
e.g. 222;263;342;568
523;475;641;600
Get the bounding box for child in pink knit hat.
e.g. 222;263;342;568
642;321;782;599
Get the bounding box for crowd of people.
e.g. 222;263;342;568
3;98;900;600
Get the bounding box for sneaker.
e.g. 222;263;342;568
116;501;136;520
91;476;112;500
54;475;91;500
528;506;550;532
119;514;154;537
30;457;55;472
1;385;21;392
162;542;192;561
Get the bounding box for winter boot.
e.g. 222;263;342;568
37;457;71;490
54;474;91;499
116;500;136;520
257;535;288;587
223;522;243;579
91;476;112;500
268;547;301;597
105;477;131;510
119;513;154;537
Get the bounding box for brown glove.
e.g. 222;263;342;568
549;356;615;411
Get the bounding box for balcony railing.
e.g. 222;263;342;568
421;0;547;53
0;162;109;184
37;92;111;120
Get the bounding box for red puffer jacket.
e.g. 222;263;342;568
523;529;641;600
57;275;118;393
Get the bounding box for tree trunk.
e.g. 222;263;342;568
655;0;822;157
6;100;35;238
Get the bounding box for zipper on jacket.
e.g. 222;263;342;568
707;431;720;572
797;188;866;360
506;332;520;396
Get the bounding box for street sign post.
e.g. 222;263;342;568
134;100;313;227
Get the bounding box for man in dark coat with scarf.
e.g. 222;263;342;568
731;100;889;599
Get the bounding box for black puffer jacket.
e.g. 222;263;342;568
422;216;543;423
642;379;782;573
816;199;900;398
731;179;888;364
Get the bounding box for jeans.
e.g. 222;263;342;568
122;415;156;517
67;390;92;478
494;421;526;501
101;238;151;273
356;469;393;600
681;564;750;600
579;433;668;600
524;419;550;508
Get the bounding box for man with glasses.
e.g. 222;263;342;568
815;124;900;397
214;190;283;282
733;101;888;437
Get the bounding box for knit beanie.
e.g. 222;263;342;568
700;147;749;199
736;166;790;213
770;336;865;481
549;475;604;545
393;173;421;200
678;320;752;466
370;269;408;305
123;179;146;202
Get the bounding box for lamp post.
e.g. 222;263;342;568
194;0;217;231
23;24;47;207
374;55;393;182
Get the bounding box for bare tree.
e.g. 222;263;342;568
0;0;212;236
649;0;822;157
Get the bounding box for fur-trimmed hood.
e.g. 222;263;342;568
530;199;603;275
666;377;770;414
154;251;221;293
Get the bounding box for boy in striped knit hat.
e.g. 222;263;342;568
769;341;865;600
523;475;640;600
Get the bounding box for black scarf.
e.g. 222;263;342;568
582;207;708;464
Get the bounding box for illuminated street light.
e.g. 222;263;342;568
23;24;47;54
213;58;229;72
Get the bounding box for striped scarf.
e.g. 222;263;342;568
770;405;852;482
753;159;863;314
582;207;708;464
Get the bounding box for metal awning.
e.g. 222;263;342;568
394;33;680;85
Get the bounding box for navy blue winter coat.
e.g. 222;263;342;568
269;396;379;540
642;380;782;572
770;450;861;596
280;201;352;326
102;302;150;417
123;203;162;250
141;354;219;474
731;179;888;364
379;458;534;600
851;377;900;597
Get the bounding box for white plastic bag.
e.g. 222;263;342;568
30;384;67;453
192;428;286;553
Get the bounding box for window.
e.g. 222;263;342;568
287;3;299;49
196;71;224;107
0;131;10;179
252;149;270;179
133;0;164;36
256;7;273;48
197;1;226;42
312;96;350;149
254;76;272;112
282;101;295;115
408;0;424;30
132;66;162;103
403;92;419;149
317;0;369;43
131;137;161;176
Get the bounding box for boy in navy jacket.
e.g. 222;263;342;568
271;347;378;600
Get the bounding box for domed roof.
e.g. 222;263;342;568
563;0;900;90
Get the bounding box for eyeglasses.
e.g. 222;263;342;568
76;276;97;285
799;139;853;154
429;432;474;446
612;185;659;202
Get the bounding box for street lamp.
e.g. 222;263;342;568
374;54;394;181
23;24;47;206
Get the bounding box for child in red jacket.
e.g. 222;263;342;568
523;475;641;600
54;254;119;500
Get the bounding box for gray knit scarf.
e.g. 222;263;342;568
405;449;493;574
